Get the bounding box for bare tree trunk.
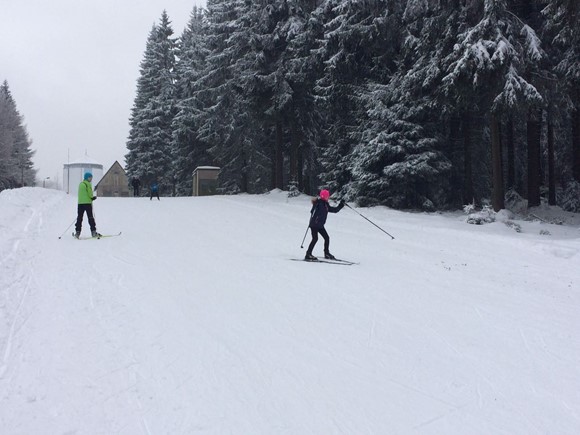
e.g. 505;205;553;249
448;114;461;204
289;120;299;188
573;104;580;182
491;112;504;211
241;152;248;193
527;108;542;207
506;116;515;190
275;120;284;189
547;110;556;205
297;148;304;192
462;111;473;204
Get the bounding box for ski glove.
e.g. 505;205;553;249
92;196;97;200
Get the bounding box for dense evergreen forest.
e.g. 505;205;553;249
0;80;36;191
125;0;580;211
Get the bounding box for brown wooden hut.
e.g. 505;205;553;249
95;161;130;197
192;166;220;196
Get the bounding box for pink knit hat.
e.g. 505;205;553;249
320;189;330;201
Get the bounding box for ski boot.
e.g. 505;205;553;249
305;252;317;261
92;231;102;238
324;252;336;260
74;232;80;239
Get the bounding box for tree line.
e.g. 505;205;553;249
0;81;36;191
124;0;579;211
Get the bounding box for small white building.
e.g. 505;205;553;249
63;156;103;195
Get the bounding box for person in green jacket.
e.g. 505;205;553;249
74;172;101;238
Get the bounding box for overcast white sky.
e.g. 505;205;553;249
0;0;206;186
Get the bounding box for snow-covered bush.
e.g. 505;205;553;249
505;189;527;215
560;181;580;212
421;198;435;212
466;205;496;225
504;221;522;233
493;210;520;232
287;180;301;198
463;203;477;214
495;209;515;222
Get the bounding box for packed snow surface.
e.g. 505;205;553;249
1;187;579;434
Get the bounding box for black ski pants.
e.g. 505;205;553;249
75;204;96;233
307;226;330;255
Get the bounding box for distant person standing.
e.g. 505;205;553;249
150;180;160;200
131;177;141;197
74;172;101;238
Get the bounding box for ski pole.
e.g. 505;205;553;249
300;225;310;248
344;202;395;240
58;219;76;239
300;205;317;248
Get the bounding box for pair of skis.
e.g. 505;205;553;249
73;231;122;240
291;257;358;266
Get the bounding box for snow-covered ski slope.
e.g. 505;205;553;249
1;187;579;434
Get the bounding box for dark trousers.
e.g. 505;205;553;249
75;204;96;233
133;186;139;196
307;227;330;255
150;191;159;200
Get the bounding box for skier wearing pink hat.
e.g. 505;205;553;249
305;189;345;261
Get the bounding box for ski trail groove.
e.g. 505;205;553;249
0;275;32;379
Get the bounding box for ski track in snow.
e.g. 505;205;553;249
0;188;579;434
0;189;51;383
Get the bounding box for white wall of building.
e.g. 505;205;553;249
63;162;104;196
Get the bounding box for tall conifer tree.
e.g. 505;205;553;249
0;81;36;189
543;0;580;184
125;11;177;194
172;7;212;195
195;0;270;193
348;0;454;209
442;0;544;209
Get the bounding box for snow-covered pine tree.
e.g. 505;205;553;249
315;0;394;197
125;11;177;195
0;82;16;190
194;0;271;194
248;0;322;192
189;0;324;195
442;0;544;210
346;0;459;209
542;0;580;185
0;81;36;190
394;0;480;207
284;1;326;194
172;7;213;195
348;94;452;209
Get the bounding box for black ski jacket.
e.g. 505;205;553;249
309;198;343;229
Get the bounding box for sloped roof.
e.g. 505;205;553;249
95;161;126;188
193;166;220;173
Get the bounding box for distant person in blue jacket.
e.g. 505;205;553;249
150;181;160;200
305;189;344;260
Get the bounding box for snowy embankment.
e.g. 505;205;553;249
1;187;579;434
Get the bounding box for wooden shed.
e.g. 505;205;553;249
192;166;220;196
95;161;130;197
